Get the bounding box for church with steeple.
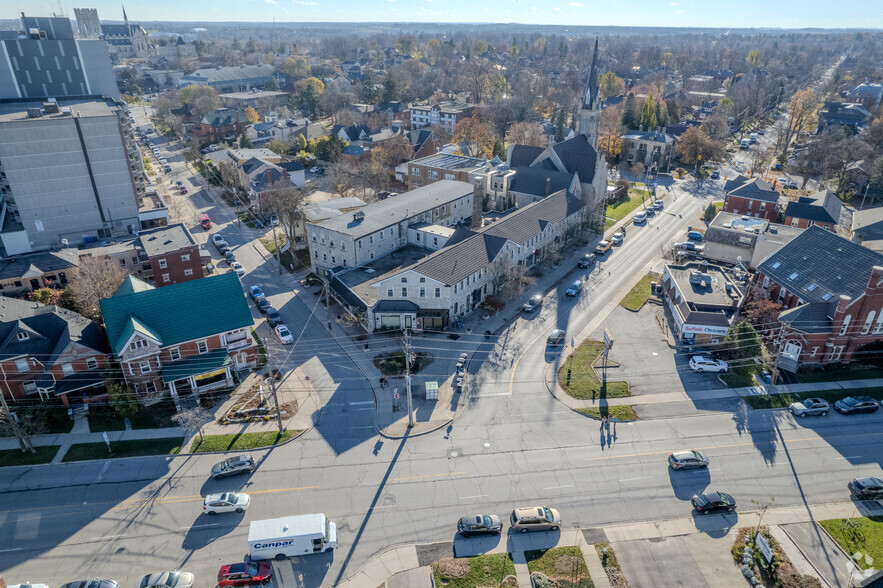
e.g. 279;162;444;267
75;6;151;60
505;38;608;230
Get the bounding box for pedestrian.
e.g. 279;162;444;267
600;416;607;430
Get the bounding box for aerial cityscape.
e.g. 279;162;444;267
0;5;883;588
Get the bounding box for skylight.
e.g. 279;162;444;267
807;284;818;291
822;292;834;301
789;272;799;280
771;261;782;269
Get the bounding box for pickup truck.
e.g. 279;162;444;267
594;240;613;255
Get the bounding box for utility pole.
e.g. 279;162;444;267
272;224;282;275
0;384;32;453
404;328;414;428
766;323;786;396
265;348;284;434
324;279;332;331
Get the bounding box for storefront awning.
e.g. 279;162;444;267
162;350;231;384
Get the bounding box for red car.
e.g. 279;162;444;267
218;561;272;586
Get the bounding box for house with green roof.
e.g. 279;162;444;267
99;272;256;407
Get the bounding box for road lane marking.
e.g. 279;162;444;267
544;485;575;490
390;472;467;482
88;534;126;541
0;548;22;553
459;494;489;500
182;523;220;530
619;477;649;482
349;401;374;406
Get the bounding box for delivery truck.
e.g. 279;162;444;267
248;514;339;561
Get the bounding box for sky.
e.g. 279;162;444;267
11;0;883;29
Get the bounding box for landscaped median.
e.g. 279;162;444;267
190;430;297;453
559;340;630;400
432;553;517;587
741;388;883;410
819;516;883;571
578;406;638;421
619;273;659;312
526;546;592;588
594;543;627;588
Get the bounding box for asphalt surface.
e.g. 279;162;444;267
3;93;882;587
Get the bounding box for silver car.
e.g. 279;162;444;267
137;572;194;588
510;506;561;533
668;450;709;470
210;455;255;479
789;397;830;417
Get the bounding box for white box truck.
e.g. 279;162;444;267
248;514;339;561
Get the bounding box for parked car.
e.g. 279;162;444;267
249;285;264;300
633;211;647;225
224;250;236;264
834;396;880;415
594;240;613;255
59;581;118;588
179;187;187;194
687;230;704;241
547;329;566;346
310;166;323;174
652;199;664;210
230;262;245;277
8;584;48;588
136;572;194;588
212;234;225;245
691;491;736;515
217;562;272;587
270;214;279;226
203;492;250;515
788;180;798;189
611;232;624;245
510;506;561;533
266;307;282;326
275;324;294;344
214;239;229;251
577;253;597;268
565;280;582;297
175;180;184;188
711;170;720;180
789;397;830;417
848;477;883;501
689;356;728;373
457;514;503;536
256;297;272;313
210;455;255;479
522;294;543;312
668;450;710;470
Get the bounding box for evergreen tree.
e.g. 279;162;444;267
621;93;640;130
239;131;253;149
554;108;567;143
640;93;658;131
381;70;400;104
655;100;669;128
263;75;280;91
492;138;506;160
362;70;379;104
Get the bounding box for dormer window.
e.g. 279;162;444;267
130;339;148;351
16;332;29;341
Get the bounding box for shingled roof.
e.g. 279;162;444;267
551;134;598;183
783;189;842;225
509;166;576;197
757;225;883;304
726;177;779;203
509;144;545;168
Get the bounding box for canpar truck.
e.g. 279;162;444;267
248;514;339;561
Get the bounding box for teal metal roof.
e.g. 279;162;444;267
100;273;254;356
162;349;231;383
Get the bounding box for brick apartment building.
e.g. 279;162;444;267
723;176;781;221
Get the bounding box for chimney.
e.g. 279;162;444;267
869;265;883;292
472;178;484;229
545;177;551;197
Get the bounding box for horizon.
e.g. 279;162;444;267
7;0;883;30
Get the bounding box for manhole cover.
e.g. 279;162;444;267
483;442;490;448
449;448;462;458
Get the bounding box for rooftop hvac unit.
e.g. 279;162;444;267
43;102;59;114
27;108;42;118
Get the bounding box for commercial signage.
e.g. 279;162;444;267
681;323;729;336
196;368;227;381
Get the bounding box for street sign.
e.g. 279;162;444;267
755;533;774;563
394;393;399;399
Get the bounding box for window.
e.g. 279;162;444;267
875;309;883;334
158;259;167;269
341;243;345;251
61;363;75;377
320;236;325;245
863;311;876;335
445;173;455;181
144;381;157;394
169;347;181;361
322;254;327;261
130;339;148;351
840;315;851;336
416;233;421;241
162;273;170;283
16;331;29;342
369;235;374;244
119;259;127;268
428;170;438;180
329;240;334;247
15;358;30;373
420;288;425;297
387;288;393;297
314;250;318;258
358;240;363;249
181;254;190;262
23;381;37;395
401;277;407;283
412;167;421;176
311;233;317;242
331;256;336;264
197;340;208;354
419;277;426;283
139;360;151;374
86;357;98;370
401;287;407;297
380;232;383;240
435;288;441;298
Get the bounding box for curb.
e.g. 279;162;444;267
814;519;862;574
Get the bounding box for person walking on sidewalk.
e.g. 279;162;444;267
600;416;607;431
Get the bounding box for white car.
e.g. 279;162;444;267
275;324;294;344
611;232;624;245
230;261;245;276
8;584;49;588
212;233;225;245
203;492;250;515
136;571;194;588
689;356;728;373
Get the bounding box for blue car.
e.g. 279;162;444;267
565;280;582;297
687;230;704;241
249;285;264;300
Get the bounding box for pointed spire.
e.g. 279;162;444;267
584;37;600;111
122;5;129;27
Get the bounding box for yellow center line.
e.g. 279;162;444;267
390;472;467;482
584;430;883;462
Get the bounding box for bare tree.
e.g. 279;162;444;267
171;406;211;443
505;121;546;147
67;256;130;322
325;162;360;198
780;89;820;160
262;185;311;249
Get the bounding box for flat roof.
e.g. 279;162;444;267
411;223;456;238
0;98;122;122
219;90;289;99
667;263;740;308
139;223;195;257
335;245;432;308
410;153;486;171
138;192;168;213
248;514;325;542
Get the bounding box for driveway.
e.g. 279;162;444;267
781;522;856;588
613;532;745;587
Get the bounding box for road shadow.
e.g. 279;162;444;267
453;532;503;557
691;511;739;538
668;466;711;501
180;511;244;551
285;550;333;587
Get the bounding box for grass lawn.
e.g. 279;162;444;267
129;401;177;430
604;218;616;231
190;430;296;453
819;517;883;570
741;387;883;410
720;372;759;388
40;406;75;434
238;213;261;229
578;406;638;421
432;553;516;588
525;546;592;587
559;340;630;400
795;366;883;384
594;543;619;569
620;273;658;311
0;446;60;467
63;438;183;462
606;193;647;221
87;408;126;433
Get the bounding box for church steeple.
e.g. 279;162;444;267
122;5;129;28
583;37;600;111
576;37;601;150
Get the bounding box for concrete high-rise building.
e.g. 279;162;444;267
73;8;101;38
0;13;118;100
0;98;154;256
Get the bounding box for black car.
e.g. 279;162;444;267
457;514;503;536
849;477;883;500
255;297;272;314
691;491;736;515
266;307;283;326
224;250;236;264
833;396;880;415
577;253;597;269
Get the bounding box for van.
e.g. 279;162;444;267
740;138;750;150
510;506;562;533
633;211;647;225
749;133;758;143
247;514;338;561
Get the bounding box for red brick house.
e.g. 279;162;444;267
0;297;110;409
99;273;256;407
139;223;207;287
755;226;883;369
723;176;781;221
782;189;842;232
198;108;250;143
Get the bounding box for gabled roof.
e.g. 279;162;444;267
201;108;247;128
509;144;545;168
757;225;883;304
779;302;834;334
623;130;675;144
100;273;254;357
783;189;842;225
726;177;779;203
182;64;278;84
278;160;304;172
0;249;79;281
852;207;883;242
551;134;598;183
114;275;155;297
332;124;370;142
509;166;576;197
